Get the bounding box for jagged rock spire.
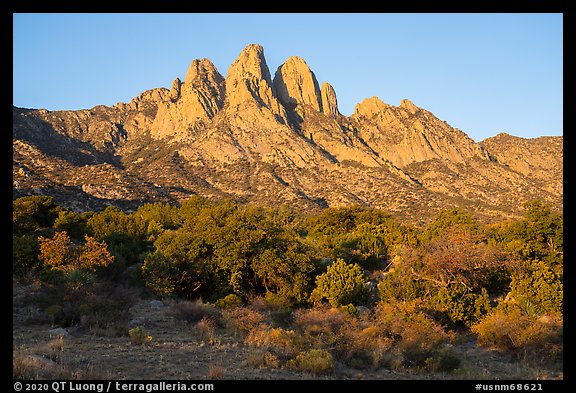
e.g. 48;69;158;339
273;56;322;111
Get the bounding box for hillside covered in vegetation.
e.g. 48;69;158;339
13;196;563;379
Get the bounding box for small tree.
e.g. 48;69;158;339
38;231;113;276
311;259;370;307
141;251;180;296
77;235;115;272
13;235;40;277
38;231;73;271
510;260;563;316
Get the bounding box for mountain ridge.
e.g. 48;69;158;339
12;44;562;224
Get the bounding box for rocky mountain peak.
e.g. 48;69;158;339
399;98;418;114
150;59;225;140
184;58;224;87
353;96;390;118
170;78;182;101
224;44;286;122
273;56;322;112
320;82;339;116
226;44;272;85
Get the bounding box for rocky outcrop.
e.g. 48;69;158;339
125;88;171;112
321;82;339;116
399;98;418;114
151;59;225;140
224;44;287;122
353;97;487;168
354;96;390;118
273;56;322;112
169;78;181;102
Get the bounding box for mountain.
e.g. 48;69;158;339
12;44;562;223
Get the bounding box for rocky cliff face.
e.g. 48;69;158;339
12;44;563;223
352;97;488;168
151;59;225;141
224;44;287;124
321;82;339;117
273;56;323;112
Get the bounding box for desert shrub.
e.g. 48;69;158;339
417;229;515;292
339;303;359;318
471;306;562;363
13;196;60;235
214;294;243;309
65;269;96;289
423;346;462;373
13;235;40;278
334;223;388;269
335;324;394;370
205;365;225;380
76;235;115;272
222;306;266;334
76;283;139;336
141;201;316;302
257;293;294;326
86;206;145;240
293;306;366;362
421;208;479;242
377;255;429;303
310;258;370;307
37;232;114;277
431;286;492;327
103;232;145;266
250;237;316;304
246;349;282;369
491;201;563;270
287;349;334;375
196;316;217;343
293;306;355;337
374;300;455;368
45;304;64;325
140;252;179;296
27;280;137;335
169;300;218;324
178;195;214;228
144;231;219;299
128;327;152;345
245;327;303;360
53;210;87;240
304;206;419;269
509;260;562;316
136;202;182;233
38;231;73;271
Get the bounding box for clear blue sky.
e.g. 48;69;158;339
13;13;562;141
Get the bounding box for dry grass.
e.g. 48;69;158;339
472;308;563;364
169;299;217;324
245;327;303;360
196;316;217;344
293;306;355;336
206;364;226;379
288;349;334;375
222;306;266;335
47;335;65;357
246;349;281;369
336;324;395;370
13;337;105;380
